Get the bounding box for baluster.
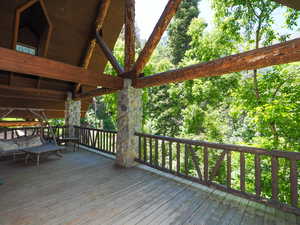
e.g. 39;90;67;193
176;143;180;174
162;140;166;168
113;133;116;153
25;128;27;136
204;146;209;183
255;154;261;197
97;130;100;149
4;128;7;140
240;152;245;192
143;137;147;162
149;138;153;164
290;159;298;207
155;139;159;167
106;132;109;151
109;132;112;152
271;156;279;201
227;150;232;189
184;144;189;176
138;136;142;160
169;142;172;171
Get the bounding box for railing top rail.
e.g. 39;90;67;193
135;132;300;160
75;126;117;134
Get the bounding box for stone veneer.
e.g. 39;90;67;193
65;92;81;137
116;79;142;168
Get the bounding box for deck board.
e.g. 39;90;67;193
0;149;297;225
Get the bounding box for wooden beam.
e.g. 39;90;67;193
82;0;112;69
0;84;67;98
0;47;123;89
95;31;125;75
74;88;119;100
0;121;41;127
124;0;136;72
273;0;300;10
76;0;112;93
133;38;300;88
132;0;183;75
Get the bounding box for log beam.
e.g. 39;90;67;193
0;47;123;89
73;87;119;100
82;0;112;69
273;0;300;10
76;0;112;93
95;31;125;74
133;38;300;88
132;0;183;75
0;84;67;99
124;0;136;72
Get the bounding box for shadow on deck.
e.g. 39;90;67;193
0;149;299;225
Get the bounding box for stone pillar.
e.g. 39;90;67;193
65;92;81;137
116;79;142;168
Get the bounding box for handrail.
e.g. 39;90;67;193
135;132;300;215
135;132;300;160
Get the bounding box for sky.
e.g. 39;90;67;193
135;0;299;41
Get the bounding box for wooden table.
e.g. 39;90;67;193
22;144;65;167
56;137;80;152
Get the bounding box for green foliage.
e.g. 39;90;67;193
168;0;200;65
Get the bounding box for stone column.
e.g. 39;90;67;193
116;79;142;168
65;92;81;137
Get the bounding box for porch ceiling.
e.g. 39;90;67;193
0;0;124;119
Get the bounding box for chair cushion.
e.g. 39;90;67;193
0;140;19;152
13;136;43;149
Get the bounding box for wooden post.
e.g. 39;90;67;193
115;0;141;168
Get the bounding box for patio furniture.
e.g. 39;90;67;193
23;143;64;167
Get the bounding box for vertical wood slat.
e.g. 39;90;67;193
155;139;159;167
184;144;189;176
149;138;153;164
162;140;166;168
109;132;112;152
204;146;209;183
97;130;100;149
169;142;172;171
106;132;109;151
113;133;116;153
271;156;279;201
255;154;261;197
138;135;142;160
240;152;245;193
290;159;298;207
176;142;180;174
144;136;147;162
227;150;232;189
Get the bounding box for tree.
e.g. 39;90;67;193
168;0;200;65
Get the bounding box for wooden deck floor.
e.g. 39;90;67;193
0;149;299;225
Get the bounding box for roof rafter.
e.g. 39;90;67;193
133;38;300;88
131;0;183;76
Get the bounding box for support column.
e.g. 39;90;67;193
65;92;81;137
116;79;142;168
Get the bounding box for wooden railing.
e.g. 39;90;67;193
75;126;117;155
14;125;296;214
135;132;300;215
